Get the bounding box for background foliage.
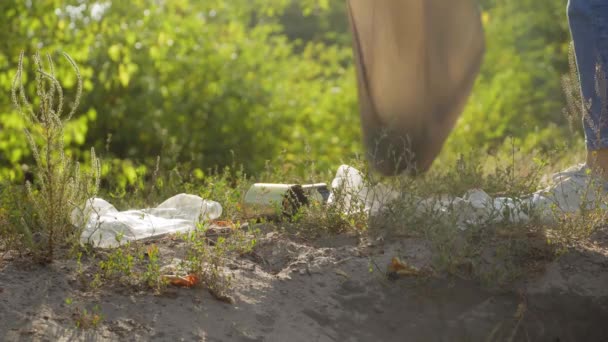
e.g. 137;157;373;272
0;0;577;186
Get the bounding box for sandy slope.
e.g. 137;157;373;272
1;229;608;341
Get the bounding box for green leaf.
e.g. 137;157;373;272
108;44;121;62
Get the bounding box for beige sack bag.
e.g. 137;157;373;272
348;0;485;175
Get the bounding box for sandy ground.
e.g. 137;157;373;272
2;227;608;341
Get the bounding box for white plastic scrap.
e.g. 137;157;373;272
74;193;222;248
328;164;608;229
328;165;400;216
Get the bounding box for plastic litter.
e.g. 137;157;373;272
328;165;400;216
387;257;421;277
243;183;329;217
158;257;199;287
75;164;605;249
162;274;199;288
75;193;222;248
327;164;608;229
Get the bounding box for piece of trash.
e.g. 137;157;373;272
74;193;222;248
211;220;237;228
159;258;198;288
329;164;604;229
328;165;400;216
209;289;234;304
243;183;329;218
206;221;237;241
335;269;350;279
387;257;421;278
162;274;199;288
205;226;234;237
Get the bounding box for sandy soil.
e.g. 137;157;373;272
1;227;608;341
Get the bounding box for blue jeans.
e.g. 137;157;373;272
568;0;608;150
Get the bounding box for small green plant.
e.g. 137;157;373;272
294;192;368;236
0;205;19;256
10;51;100;262
225;222;259;255
550;206;608;247
182;223;239;302
0;179;39;256
98;242;135;279
203;236;234;302
65;298;104;329
142;244;167;292
90;273;103;289
198;164;250;221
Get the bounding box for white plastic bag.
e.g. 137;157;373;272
75;193;222;248
327;164;598;229
328;165;400;216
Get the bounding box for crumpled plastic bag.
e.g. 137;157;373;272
73;193;222;248
328;165;400;216
327;164;604;229
416;189;532;230
328;164;528;229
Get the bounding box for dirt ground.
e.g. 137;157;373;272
2;226;608;341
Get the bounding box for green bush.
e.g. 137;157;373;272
0;0;580;184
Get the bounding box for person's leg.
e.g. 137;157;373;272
567;0;608;175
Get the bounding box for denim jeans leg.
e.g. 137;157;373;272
567;0;608;150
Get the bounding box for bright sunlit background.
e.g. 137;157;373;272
0;0;579;186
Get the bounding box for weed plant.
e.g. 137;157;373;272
8;52;100;262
